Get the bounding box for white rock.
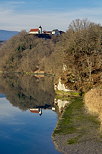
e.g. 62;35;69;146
57;78;70;92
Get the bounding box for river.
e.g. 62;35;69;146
0;75;60;154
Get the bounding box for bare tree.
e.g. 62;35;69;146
68;19;95;31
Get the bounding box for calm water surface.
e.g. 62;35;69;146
0;76;60;154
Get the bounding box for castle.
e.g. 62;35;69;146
29;26;63;35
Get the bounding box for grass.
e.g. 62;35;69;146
55;90;80;97
53;97;100;144
67;136;81;144
55;94;70;101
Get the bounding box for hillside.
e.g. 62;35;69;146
0;19;101;92
0;30;19;41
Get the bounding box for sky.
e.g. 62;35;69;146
0;0;102;31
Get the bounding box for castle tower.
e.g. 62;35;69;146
39;26;42;34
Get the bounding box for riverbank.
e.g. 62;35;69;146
52;97;102;154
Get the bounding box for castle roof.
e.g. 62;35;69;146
29;29;39;32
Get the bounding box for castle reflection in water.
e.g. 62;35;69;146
0;75;69;116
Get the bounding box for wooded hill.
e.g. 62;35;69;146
0;19;102;92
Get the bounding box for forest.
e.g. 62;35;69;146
0;19;102;92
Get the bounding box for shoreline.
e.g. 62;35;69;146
52;97;102;154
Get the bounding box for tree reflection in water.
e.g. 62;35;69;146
0;75;55;114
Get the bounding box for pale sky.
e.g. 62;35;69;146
0;0;102;31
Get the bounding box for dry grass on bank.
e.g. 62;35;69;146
84;88;102;130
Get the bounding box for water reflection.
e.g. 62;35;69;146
0;75;68;116
0;75;60;154
30;108;42;116
0;75;55;111
0;94;5;98
54;99;70;115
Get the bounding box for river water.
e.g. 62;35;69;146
0;75;60;154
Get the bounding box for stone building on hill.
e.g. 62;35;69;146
29;26;64;36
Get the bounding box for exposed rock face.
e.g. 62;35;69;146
54;78;70;92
